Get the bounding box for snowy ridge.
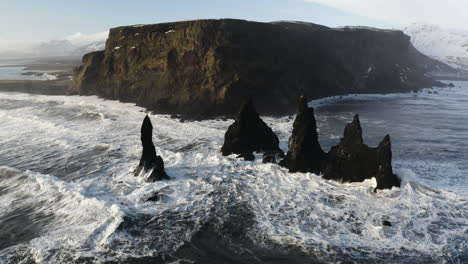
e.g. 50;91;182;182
34;31;108;57
335;26;397;33
404;23;468;70
65;31;109;46
0;31;108;59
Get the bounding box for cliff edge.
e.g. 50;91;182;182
71;19;444;118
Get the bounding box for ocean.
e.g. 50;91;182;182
0;66;57;81
0;83;467;263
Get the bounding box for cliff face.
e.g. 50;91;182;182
71;19;443;118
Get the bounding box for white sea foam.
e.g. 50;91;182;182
41;73;57;80
0;86;467;262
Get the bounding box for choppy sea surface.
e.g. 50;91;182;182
0;67;57;80
0;82;467;263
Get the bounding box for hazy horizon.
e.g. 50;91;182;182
1;0;468;57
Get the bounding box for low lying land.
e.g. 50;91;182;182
0;56;80;95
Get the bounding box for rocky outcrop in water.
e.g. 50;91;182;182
135;115;169;182
70;19;445;118
322;114;401;190
278;98;400;190
221;98;283;161
373;135;401;190
279;96;327;173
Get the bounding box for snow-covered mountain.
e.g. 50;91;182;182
33;31;108;57
0;31;108;59
404;23;468;70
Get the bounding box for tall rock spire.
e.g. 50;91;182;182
135;115;169;182
279;96;328;173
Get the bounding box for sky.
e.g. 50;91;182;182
0;0;466;44
306;0;468;29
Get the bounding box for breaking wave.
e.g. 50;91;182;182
0;84;467;263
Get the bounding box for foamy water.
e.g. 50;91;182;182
0;84;467;263
0;67;57;80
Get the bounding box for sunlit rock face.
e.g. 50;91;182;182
71;19;443;119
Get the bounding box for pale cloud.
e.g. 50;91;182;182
65;31;109;46
0;31;108;57
0;39;37;52
305;0;468;29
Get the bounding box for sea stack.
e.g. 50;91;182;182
221;98;283;161
374;135;401;190
279;96;328;174
135;115;169;182
323;114;400;190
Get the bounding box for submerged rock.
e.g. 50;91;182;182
135;115;169;182
236;152;255;161
146;193;160;202
323;114;400;190
382;220;392;227
279;96;327;173
221;98;283;161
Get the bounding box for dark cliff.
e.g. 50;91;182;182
71;19;444;118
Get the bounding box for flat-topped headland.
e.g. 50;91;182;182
70;19;447;119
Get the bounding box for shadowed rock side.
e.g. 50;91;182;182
135;115;169;182
277;98;400;190
279;96;327;173
70;19;446;118
322;114;401;190
221;98;283;161
374;135;401;190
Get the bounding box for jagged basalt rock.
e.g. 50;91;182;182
146;193;160;202
71;19;446;119
236;152;255;161
382;220;392;227
279;96;327;173
135;115;169;182
374;135;401;190
323;114;400;190
221;98;283;161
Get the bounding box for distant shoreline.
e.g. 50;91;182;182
0;57;80;95
0;55;460;109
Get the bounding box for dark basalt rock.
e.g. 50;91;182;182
262;155;276;164
323;114;400;190
279;96;327;174
374;135;401;191
236;152;255;161
146;193;160;202
135;115;169;182
221;98;283;161
71;19;447;119
382;220;392;227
